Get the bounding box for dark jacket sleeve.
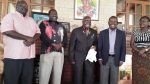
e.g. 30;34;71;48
62;26;68;48
69;29;77;61
39;21;53;47
98;31;103;59
93;31;98;46
120;31;126;62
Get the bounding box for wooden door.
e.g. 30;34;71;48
126;0;150;32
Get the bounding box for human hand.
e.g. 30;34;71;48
141;53;147;57
24;37;35;46
71;61;75;64
90;45;96;50
23;40;32;46
52;43;62;51
139;49;146;56
119;61;124;66
98;59;102;64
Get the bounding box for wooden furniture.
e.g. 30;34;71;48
117;0;150;33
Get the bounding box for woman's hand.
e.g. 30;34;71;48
141;53;147;57
139;49;146;55
139;49;147;57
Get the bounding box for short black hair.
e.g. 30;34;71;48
140;16;150;22
109;16;118;21
16;0;27;9
48;9;57;14
83;16;91;20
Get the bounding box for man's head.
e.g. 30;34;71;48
108;16;118;30
16;0;28;17
82;16;91;29
48;9;58;22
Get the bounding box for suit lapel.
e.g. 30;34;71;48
106;29;109;49
115;29;119;50
87;28;92;38
80;27;87;37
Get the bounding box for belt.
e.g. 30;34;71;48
108;54;115;57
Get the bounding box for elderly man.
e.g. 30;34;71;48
70;16;97;84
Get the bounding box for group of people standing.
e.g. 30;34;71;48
0;0;150;84
70;15;126;84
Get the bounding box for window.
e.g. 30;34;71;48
6;0;54;15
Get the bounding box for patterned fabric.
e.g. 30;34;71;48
132;29;150;84
132;50;150;84
77;6;96;18
133;29;150;47
39;20;68;54
43;21;56;39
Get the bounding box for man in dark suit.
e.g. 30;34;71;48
98;16;126;84
69;16;97;84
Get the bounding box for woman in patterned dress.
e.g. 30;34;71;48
130;16;150;84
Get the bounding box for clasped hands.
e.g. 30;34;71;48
51;43;63;51
23;37;35;47
138;49;147;57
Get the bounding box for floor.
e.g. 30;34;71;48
118;80;132;84
0;79;132;84
62;80;132;84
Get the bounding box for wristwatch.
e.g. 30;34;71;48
145;48;148;52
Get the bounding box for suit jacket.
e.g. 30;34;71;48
69;27;97;61
98;28;126;66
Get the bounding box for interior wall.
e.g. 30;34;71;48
55;0;117;33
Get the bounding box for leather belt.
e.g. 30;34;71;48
108;54;115;57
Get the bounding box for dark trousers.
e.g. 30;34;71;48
4;58;34;84
74;60;94;84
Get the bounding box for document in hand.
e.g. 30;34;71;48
85;49;97;62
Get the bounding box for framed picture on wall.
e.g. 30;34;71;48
74;0;99;20
32;12;49;24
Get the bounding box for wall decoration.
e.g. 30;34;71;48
74;0;99;20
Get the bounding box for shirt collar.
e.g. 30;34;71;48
15;11;27;18
109;28;116;34
82;26;89;32
109;28;116;32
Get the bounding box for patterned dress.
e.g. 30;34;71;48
132;29;150;84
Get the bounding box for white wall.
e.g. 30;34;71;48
55;0;117;33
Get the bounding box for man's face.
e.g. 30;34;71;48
82;17;91;28
108;17;118;29
16;1;28;16
49;10;58;22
